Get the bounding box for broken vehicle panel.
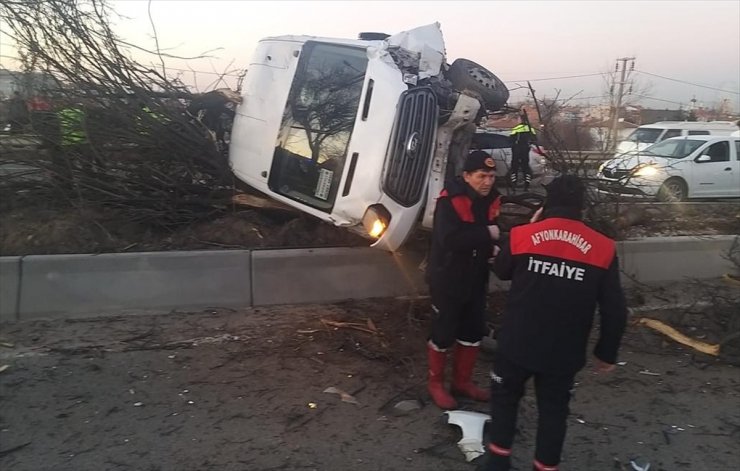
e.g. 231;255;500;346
229;23;509;251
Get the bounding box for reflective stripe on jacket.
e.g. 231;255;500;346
510;123;536;136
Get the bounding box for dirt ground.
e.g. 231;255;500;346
1;279;739;471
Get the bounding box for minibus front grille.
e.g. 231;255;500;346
382;87;438;207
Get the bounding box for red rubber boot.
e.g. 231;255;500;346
427;342;458;409
452;342;490;401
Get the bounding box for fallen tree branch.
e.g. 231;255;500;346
637;317;720;356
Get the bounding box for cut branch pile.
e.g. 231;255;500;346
0;0;238;230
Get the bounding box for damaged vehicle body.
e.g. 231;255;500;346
229;24;510;251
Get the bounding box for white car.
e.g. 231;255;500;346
471;131;550;185
596;135;740;201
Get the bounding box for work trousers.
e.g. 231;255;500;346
486;353;575;469
429;283;487;349
509;146;531;184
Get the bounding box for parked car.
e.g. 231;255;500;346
470;130;552;186
228;24;511;251
596;135;740;201
614;121;738;155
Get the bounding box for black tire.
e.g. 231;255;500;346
446;58;509;111
657;178;688;202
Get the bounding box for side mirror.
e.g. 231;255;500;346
695;155;712;163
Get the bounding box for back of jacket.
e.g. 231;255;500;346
492;210;627;374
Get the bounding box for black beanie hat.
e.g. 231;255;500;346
545;175;585;210
464;150;497;173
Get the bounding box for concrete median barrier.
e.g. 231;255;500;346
0;257;21;322
0;235;736;321
250;247;426;306
16;250;251;319
618;235;738;284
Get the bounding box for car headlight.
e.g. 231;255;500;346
598;161;607;174
362;204;392;239
632;164;659;177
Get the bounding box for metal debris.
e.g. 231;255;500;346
323;386;359;405
638;370;661;376
630;458;651;471
392;399;422;415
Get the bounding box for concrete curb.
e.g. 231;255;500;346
1;235;737;321
618;235;738;283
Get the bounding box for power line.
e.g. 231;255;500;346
632;94;686;106
635;70;740;95
504;72;606;83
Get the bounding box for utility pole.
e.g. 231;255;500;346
610;57;635;152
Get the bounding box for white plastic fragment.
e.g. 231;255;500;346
444;410;489;462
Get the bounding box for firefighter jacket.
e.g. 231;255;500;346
510;123;536;149
427;178;502;300
491;207;627;374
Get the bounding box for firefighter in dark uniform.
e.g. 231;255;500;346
509;111;537;191
426;150;503;409
481;175;627;471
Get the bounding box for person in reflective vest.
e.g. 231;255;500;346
7;91;29;134
57;106;87;146
54;103;103;175
425;150;503;409
509;112;537;191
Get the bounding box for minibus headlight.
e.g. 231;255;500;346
362;204;392;239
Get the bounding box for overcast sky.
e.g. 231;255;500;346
4;0;740;111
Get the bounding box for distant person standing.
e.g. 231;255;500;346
731;119;740;137
509;110;537;191
7;91;29;134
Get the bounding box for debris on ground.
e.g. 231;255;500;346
392;400;422;416
323;387;360;405
637;317;720;356
444;410;490;462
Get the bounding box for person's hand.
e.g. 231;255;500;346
488;246;501;265
593;356;616;374
488;225;500;241
529;207;544;224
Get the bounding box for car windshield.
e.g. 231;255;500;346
642;138;705;159
626;128;662;144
